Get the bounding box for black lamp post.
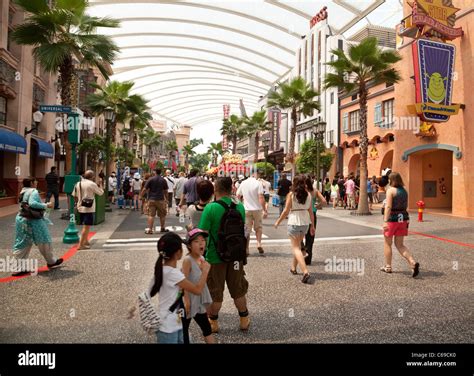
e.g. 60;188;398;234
104;107;116;212
311;120;327;185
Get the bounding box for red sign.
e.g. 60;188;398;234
413;13;463;39
310;6;328;29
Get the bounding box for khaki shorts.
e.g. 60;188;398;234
207;261;248;303
147;200;167;218
245;210;263;231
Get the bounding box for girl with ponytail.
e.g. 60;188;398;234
148;232;210;343
274;175;315;284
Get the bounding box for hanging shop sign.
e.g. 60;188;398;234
399;1;464;124
412;39;459;122
398;0;463;40
268;108;281;151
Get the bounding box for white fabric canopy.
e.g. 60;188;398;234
89;0;403;128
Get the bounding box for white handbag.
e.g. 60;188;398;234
138;291;161;335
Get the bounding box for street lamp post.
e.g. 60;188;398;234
312;121;327;187
24;111;43;136
104;107;116;212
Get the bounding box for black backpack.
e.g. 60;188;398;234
213;200;246;263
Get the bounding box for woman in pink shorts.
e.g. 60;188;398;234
381;172;420;277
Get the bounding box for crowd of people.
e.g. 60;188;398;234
9;166;419;344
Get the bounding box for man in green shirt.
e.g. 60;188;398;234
198;177;250;333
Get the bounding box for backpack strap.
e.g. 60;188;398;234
215;199;230;211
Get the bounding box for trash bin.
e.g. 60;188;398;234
94;193;105;225
75;193;105;225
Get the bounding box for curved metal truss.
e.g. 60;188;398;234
89;0;393;127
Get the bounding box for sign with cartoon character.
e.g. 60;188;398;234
412;39;459;122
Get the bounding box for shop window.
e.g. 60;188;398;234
342;113;349;133
382;99;394;128
374;102;382;126
349;110;360;132
0;97;7;125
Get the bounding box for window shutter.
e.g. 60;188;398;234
374;102;382;126
343;113;349;133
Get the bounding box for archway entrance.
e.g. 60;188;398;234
380;150;393;176
347;154;360;177
409;149;453;211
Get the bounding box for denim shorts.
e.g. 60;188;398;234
287;224;309;237
156;329;184;344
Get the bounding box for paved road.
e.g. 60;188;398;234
108;204;381;241
0;203;472;344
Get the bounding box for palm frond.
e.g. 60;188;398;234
33;42;72;72
14;0;49;14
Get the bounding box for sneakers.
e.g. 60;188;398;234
209;318;219;333
239;316;250;331
47;258;63;269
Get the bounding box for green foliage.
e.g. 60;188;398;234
221;114;247;154
254;162;275;178
296;139;334;174
140;163;150;173
78;135;108;162
115;146;134;165
12;0;120;78
324;36;402;92
189;153;211;173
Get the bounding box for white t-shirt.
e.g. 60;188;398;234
132;178;142;191
260;179;271;195
153;266;185;334
236;177;264;211
108;176;117;191
165;176;175;193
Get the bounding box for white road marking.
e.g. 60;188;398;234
102;234;383;248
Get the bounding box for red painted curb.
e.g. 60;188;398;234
0;232;96;283
408;230;474;249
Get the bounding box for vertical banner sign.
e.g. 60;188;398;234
268;109;281;151
412;39;458;122
222;104;230;150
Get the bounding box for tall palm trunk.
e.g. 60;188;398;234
357;83;370;215
254;131;259;163
287;108;298;175
232;135;237;154
59;56;74;174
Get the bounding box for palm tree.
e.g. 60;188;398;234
125;94;152;147
182;144;196;173
165;140;178;171
324;37;401;215
12;0;120;173
267;77;320;174
140;128;161;162
207;142;224;166
245;110;272;163
87;81;135;145
221;114;247;154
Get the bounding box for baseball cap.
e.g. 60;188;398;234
157;232;183;255
185;228;209;245
134;172;140;179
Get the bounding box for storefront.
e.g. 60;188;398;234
392;0;473;217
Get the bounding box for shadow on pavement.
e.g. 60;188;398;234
38;268;82;280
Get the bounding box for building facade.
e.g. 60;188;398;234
339;82;396;179
391;0;473;217
0;0;57;207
